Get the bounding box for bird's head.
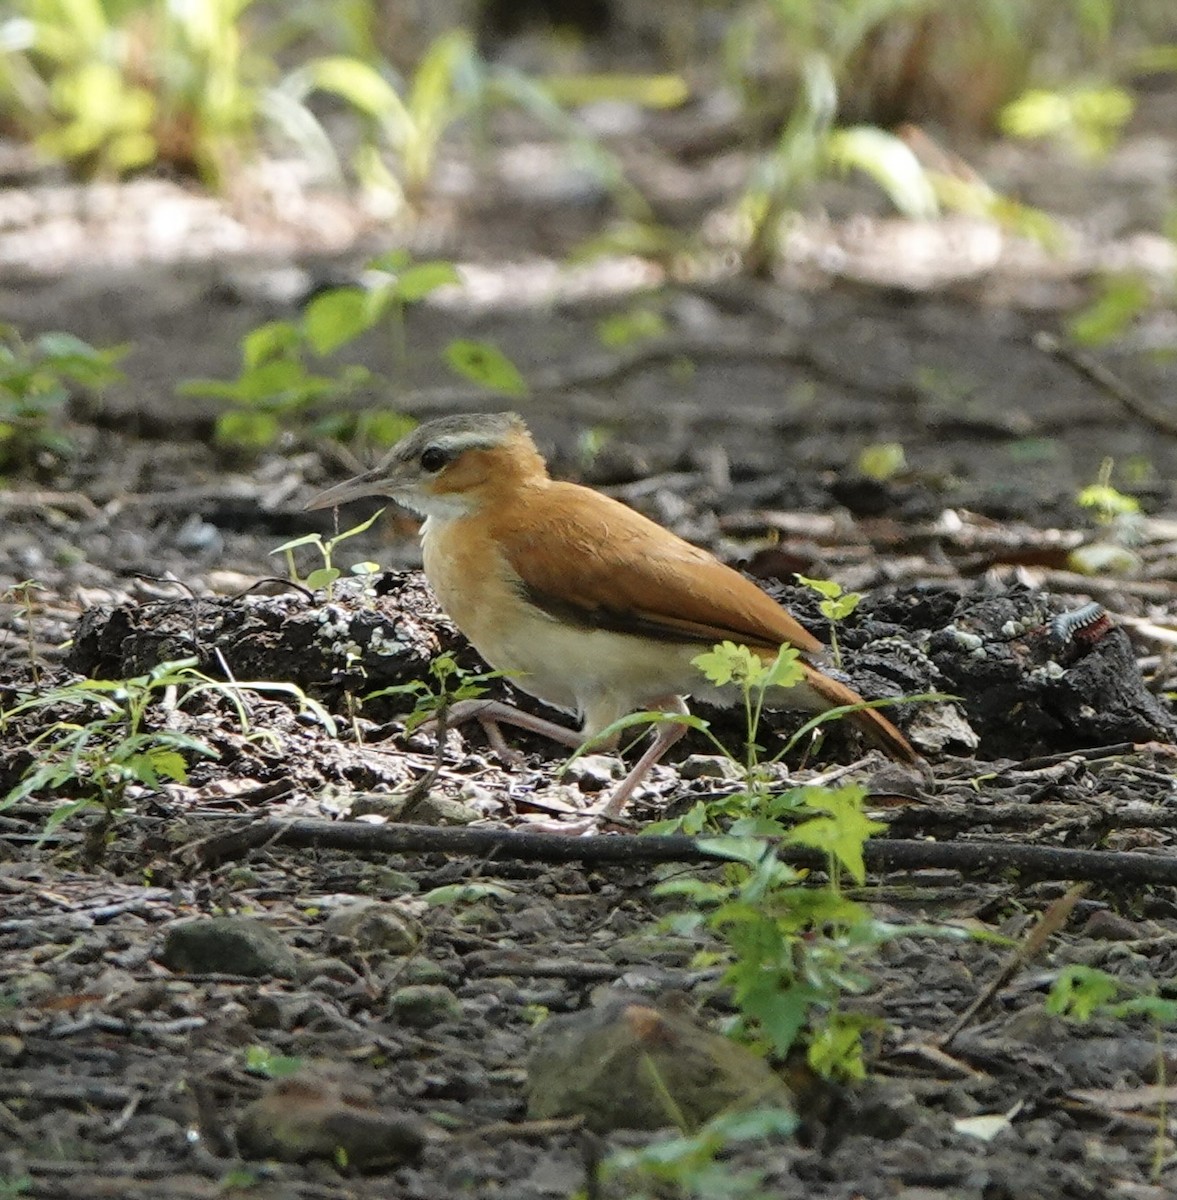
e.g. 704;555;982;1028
304;411;547;519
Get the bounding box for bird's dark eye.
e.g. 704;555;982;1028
419;446;449;473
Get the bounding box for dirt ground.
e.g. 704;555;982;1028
3;77;1177;1200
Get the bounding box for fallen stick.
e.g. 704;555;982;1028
191;818;1177;887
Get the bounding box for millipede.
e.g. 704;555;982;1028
1051;602;1113;649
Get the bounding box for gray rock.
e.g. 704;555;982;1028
159;917;296;978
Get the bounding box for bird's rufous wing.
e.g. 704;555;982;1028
490;481;826;655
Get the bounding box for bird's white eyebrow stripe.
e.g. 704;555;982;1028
426;431;505;456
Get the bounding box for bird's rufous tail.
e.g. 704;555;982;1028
800;662;920;765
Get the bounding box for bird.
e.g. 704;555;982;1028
306;412;918;821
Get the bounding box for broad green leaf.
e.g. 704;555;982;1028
215;411;280;450
828;126;938;219
785;785;884;885
306;567;341;591
762;645;804;690
393;261;460;301
1067;274;1150;347
1046;965;1120;1020
270;531;325;555
443;339;527;396
146;749;188;784
303;288;376;355
796;575;842;600
243;321;301;368
424;882;514;905
857;442;906;481
692;641;761;688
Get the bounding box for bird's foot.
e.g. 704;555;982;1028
417;698;582;766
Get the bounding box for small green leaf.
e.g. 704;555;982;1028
795;575;843;601
443;339;527;396
692;641;762;688
146;749;189;784
306;567;342;590
857;442;906;481
785;785;884;885
820;593;860;621
762;645;804;690
215;411;281;450
270;532;325;556
424;882;515;905
244;1045;305;1079
392;261;460;301
242;321;301;368
303;288;377;355
1046;965;1121;1021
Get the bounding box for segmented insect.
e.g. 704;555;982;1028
1051;602;1113;648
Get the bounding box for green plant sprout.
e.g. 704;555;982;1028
692;642;806;776
0;660;219;834
1047;964;1177;1181
365;651;505;733
603;1106;799;1200
796;576;861;669
270;508;385;594
182;251;528;454
856;442;906;481
0;656;339;840
1076;457;1141;524
1000;84;1134;159
1;579;45;684
656;788;894;1080
0;326;126;470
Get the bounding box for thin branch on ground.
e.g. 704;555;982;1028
1036;331;1177;439
189;817;1177;885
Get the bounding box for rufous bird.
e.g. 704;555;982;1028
306;412;918;820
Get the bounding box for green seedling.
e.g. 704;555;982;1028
857;442;906;481
244;1045;305;1080
1047;963;1177;1181
181;318;370;454
271;508;385;595
796;575;861;668
366;652;504;733
1076;456;1141;524
657;787;888;1078
0;326;125;470
1;579;45;684
1001;84;1134;160
603;1106;799;1200
0;659;218;835
182;249;527;453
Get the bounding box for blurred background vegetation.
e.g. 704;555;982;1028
1;0;1172;226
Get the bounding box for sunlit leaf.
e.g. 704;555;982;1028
828;126;937;219
443;339;527;396
857;442;906;481
303;288;376;355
